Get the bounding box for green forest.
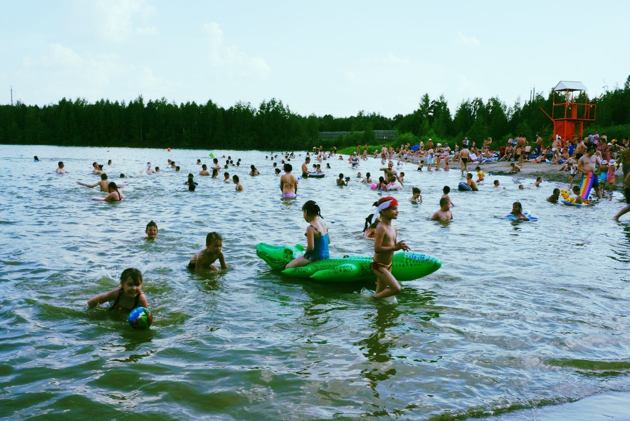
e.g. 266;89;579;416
1;76;629;151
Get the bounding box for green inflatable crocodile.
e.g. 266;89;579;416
256;243;441;282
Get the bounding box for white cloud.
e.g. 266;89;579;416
94;0;157;42
203;22;271;79
136;26;158;36
456;31;480;47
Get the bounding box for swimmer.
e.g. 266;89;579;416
571;186;584;204
87;268;148;312
302;157;311;178
92;162;102;174
145;220;158;240
286;200;330;268
362;172;372;184
547;188;560;204
417;160;425;171
78;173;110;191
249;165;260;176
509;202;530;221
34;156;39;162
223;172;230;183
493;180;500;188
145;162;155;175
371;197;409;299
442;186;455;207
534;177;543;187
233;175;244;191
431;198;453;221
199;164;210;176
188;232;228;272
357;172;362;178
337;173;349;186
196;159;202;165
475;166;485;183
107;160;112;165
465;173;479;191
410;187;422;204
92;182;123;201
280;163;298;199
175;166;180;172
518;184;524;190
363;213;380;239
212;168;219;179
56;161;68;174
275;168;281;176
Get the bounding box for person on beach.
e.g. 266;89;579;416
280;163;298;199
410;187;422;204
508;163;521;174
233;175;244;191
56;161;68;174
92;182;123;201
460;146;470;175
510;202;530;221
78;173;110;191
285;200;330;269
145;220;158;240
547;188;560;204
87;268;148;312
189;232;227;272
370;197;410;300
431;198;453;221
302;157;311;178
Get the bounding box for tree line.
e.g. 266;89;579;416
1;76;629;151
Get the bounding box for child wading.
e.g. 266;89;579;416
371;197;410;299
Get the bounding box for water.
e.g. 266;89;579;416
1;145;630;420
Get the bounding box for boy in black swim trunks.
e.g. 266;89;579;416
189;232;228;272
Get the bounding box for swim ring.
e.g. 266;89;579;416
308;172;325;178
458;182;472;191
506;212;538;221
256;243;441;282
560;189;592;207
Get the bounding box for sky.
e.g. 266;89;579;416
1;0;629;118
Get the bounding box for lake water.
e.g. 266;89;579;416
1;144;630;420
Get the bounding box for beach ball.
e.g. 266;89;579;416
128;307;153;329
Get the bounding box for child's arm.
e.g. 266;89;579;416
138;293;149;308
77;181;97;188
218;252;227;269
88;289;118;308
305;226;315;253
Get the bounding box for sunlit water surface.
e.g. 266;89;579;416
1;145;630;420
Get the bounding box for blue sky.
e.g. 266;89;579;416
1;0;628;117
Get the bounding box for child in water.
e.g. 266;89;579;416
475;166;485;183
88;268;148;312
92;182;123;201
410;187;422;204
286;200;330;268
363;213;379;239
431;198;453;221
189;232;228;272
371;197;410;299
233;175;244;191
547;188;560;203
145;220;158;240
510;202;530;221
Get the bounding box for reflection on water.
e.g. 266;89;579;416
2;144;630;419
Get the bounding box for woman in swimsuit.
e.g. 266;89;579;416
88;268;148;312
92;182;123;201
285;200;330;268
280;163;298;199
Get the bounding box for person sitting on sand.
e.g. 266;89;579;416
508;163;521;174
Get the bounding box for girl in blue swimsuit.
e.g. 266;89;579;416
285;200;330;268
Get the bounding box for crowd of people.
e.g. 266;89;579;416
48;133;630;311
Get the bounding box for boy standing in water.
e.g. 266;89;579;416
371;197;410;300
189;232;227;272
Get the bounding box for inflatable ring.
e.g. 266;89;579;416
458;182;472;191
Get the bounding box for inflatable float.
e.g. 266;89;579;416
560;189;592;207
458;182;472;191
506;212;538;221
256;243;441;282
308;172;325;178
